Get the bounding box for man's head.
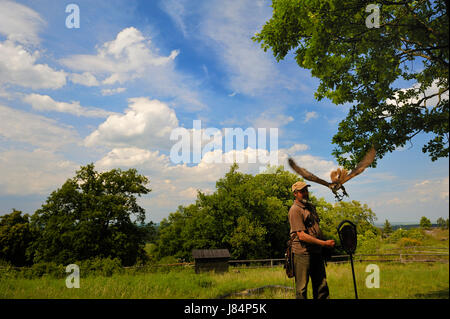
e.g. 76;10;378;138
292;181;310;201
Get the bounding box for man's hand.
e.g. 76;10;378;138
298;232;336;248
322;240;335;248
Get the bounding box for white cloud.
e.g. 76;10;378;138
386;80;449;109
0;0;45;45
0;149;78;195
0;40;66;89
60;27;204;110
96;147;167;168
0;104;79;149
23;93;114;118
368;177;449;208
304;111;319;123
69;72;100;87
84;97;179;150
285;144;310;155
61;27;180;84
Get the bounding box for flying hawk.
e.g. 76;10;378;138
288;146;376;201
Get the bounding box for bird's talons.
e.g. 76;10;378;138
333;188;349;202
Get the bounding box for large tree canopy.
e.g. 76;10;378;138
30;164;151;266
254;0;448;167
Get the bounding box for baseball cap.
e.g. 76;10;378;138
291;181;310;193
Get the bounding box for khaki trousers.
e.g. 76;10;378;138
293;253;330;299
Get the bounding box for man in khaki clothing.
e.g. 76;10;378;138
289;181;335;299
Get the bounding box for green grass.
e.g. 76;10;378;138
1;262;448;299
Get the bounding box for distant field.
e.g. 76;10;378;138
0;262;448;299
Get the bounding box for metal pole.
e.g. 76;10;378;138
349;253;358;299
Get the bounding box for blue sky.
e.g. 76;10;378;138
0;0;448;224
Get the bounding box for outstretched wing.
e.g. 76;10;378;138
288;158;331;188
341;146;376;184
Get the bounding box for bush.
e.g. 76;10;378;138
23;262;66;279
397;238;422;247
406;228;425;241
356;230;380;254
76;257;124;277
389;229;409;243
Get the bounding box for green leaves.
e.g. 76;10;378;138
28;164;151;266
0;210;34;266
155;164;379;260
255;0;449;165
156;165;299;260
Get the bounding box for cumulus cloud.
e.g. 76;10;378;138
61;27;179;85
0;40;66;89
60;26;204;110
0;2;67;90
23;93;115;118
84;97;179;150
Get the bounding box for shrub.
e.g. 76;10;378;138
397;238;422;247
23;262;66;279
356;230;380;254
76;257;123;277
406;228;425;241
389;228;409;243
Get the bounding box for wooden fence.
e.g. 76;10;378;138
1;251;447;271
228;252;449;268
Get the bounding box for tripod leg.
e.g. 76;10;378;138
350;254;358;299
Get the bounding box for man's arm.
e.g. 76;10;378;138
297;231;335;247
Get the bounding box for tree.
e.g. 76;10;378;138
419;216;432;229
313;198;378;254
436;217;448;229
30;164;151;266
383;219;393;237
0;210;34;266
254;0;449;167
156;164;299;260
155;164;378;260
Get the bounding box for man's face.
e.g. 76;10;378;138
295;187;309;201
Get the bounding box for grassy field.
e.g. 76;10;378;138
0;261;448;299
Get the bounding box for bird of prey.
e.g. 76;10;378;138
288;146;376;201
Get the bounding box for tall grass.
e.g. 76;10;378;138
0;262;448;299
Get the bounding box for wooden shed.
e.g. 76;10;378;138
192;249;231;274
